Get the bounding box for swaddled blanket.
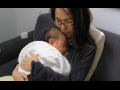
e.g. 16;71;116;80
18;41;71;76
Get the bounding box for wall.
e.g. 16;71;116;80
0;8;17;42
15;8;120;35
0;8;49;43
15;8;50;35
90;8;120;35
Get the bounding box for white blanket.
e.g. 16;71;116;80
18;41;71;76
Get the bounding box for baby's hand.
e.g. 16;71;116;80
20;52;39;72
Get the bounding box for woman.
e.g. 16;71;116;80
12;8;96;81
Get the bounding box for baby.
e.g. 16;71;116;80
18;27;71;76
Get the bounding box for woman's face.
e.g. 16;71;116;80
55;8;74;38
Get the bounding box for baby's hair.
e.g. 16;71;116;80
45;27;64;43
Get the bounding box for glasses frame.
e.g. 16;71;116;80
52;21;74;27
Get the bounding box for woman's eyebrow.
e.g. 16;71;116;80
55;17;60;20
65;18;72;20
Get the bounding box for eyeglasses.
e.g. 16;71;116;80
52;21;74;27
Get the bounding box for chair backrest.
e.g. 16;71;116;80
90;29;120;81
33;13;56;40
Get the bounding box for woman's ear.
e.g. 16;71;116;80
49;39;55;46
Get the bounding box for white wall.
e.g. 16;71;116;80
0;8;17;42
90;8;120;34
15;8;50;35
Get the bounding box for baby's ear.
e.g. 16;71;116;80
49;38;55;46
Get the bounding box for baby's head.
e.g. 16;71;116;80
45;27;67;55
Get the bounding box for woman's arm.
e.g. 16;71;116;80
27;61;74;81
12;52;39;81
26;45;96;81
21;52;74;81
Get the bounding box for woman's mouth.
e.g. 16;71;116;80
63;32;69;35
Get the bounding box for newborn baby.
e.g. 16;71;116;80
18;27;71;76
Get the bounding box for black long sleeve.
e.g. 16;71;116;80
27;43;96;81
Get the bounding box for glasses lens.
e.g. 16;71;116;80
53;21;60;25
64;22;73;26
53;21;73;27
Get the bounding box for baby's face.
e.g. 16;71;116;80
53;34;67;55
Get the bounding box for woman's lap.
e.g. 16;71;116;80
0;58;17;77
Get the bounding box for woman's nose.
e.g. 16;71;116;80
60;24;67;31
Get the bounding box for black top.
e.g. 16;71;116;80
28;29;96;81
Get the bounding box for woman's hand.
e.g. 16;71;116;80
12;64;28;81
20;52;39;72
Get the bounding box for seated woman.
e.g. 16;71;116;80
12;8;96;81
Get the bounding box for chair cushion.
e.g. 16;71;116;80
84;25;105;81
0;76;14;81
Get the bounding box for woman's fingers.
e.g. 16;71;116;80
12;65;27;81
25;55;29;59
29;52;37;57
21;73;28;81
29;52;39;62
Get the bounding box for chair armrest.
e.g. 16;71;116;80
0;31;34;65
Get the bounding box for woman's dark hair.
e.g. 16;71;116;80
50;8;95;50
